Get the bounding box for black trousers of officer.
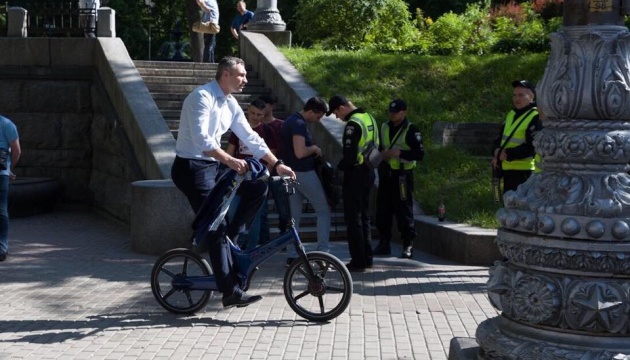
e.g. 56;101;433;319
171;156;267;296
502;169;532;194
342;163;374;268
375;167;416;247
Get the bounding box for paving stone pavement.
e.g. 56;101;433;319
0;211;498;360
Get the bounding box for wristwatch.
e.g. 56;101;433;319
272;159;284;174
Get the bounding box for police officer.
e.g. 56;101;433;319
491;80;542;194
327;95;379;272
372;99;424;259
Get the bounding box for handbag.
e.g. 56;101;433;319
362;142;382;170
192;21;220;34
0;149;8;171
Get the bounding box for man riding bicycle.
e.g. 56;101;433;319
170;56;295;309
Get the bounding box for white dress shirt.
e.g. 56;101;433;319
175;80;269;161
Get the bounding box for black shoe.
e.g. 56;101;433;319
222;291;263;308
373;243;391;256
0;252;6;262
345;262;366;272
401;246;413;259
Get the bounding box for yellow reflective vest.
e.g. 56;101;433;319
349;112;379;165
381;122;415;170
501;108;538;171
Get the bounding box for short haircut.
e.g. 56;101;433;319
303;96;328;113
215;56;245;81
249;98;266;110
258;95;276;105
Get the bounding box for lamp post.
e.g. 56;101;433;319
246;0;285;31
469;1;630;358
144;0;154;60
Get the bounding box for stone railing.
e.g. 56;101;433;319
6;1;115;38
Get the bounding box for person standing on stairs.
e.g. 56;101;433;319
327;95;377;272
171;56;295;308
196;0;219;63
230;0;254;40
372;99;424;259
281;97;332;267
258;95;290;236
226;99;276;250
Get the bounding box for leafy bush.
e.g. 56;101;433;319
426;12;468;55
293;0;418;50
425;2;495;55
365;0;419;51
490;3;550;54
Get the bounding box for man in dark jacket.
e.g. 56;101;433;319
327;95;378;272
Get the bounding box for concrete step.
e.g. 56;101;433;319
151;92;273;103
134;60;218;70
134;60;259;78
137;68;215;78
142;76;265;87
145;82;270;94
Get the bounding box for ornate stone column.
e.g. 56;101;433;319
475;1;630;358
246;0;286;31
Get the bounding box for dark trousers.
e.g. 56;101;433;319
268;179;290;234
502;170;532;194
342;164;374;267
375;168;415;247
203;34;216;63
171;156;267;295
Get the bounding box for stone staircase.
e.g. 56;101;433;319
133;60;359;243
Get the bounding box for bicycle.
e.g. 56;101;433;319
150;160;353;322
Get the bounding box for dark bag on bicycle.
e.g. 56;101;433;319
191;158;267;243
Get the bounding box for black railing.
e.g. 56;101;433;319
5;0;96;37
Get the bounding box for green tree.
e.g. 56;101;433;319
294;0;418;50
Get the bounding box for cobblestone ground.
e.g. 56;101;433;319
0;211;497;360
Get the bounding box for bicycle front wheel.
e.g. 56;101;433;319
151;248;213;314
283;251;353;322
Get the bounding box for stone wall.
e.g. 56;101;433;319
432;121;500;155
0;38;174;222
0;66;143;221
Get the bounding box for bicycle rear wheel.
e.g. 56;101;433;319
151;248;213;314
283;251;353;322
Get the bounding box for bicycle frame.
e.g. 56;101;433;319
174;178;311;292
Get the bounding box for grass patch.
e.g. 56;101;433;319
280;48;548;228
415;145;501;228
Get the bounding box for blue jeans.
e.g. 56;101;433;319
0;176;9;254
288;170;331;257
203;34;216;63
